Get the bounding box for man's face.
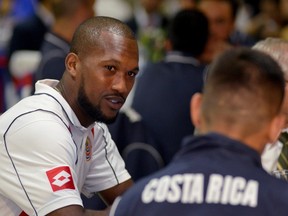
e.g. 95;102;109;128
75;31;139;124
198;0;234;42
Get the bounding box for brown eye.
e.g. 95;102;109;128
105;65;115;71
128;71;137;77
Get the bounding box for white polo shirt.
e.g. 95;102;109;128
0;79;130;215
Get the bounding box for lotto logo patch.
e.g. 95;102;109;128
46;166;75;192
19;211;28;216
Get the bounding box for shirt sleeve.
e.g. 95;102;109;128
0;112;83;215
81;123;131;197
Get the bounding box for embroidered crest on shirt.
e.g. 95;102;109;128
85;136;92;161
46;166;75;192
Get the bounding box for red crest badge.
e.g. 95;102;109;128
85;137;92;161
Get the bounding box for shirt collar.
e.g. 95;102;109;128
44;32;70;53
164;51;200;66
34;79;95;131
175;133;262;167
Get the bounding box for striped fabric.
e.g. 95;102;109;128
277;132;288;170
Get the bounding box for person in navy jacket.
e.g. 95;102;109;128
131;9;209;165
110;47;288;216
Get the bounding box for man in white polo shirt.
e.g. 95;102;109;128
0;16;139;216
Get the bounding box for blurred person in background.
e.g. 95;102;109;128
197;0;255;64
179;0;197;9
252;38;288;173
8;0;54;59
5;0;54;108
110;47;288;216
0;0;14;113
245;0;282;41
0;0;15;55
131;8;209;165
124;0;169;68
278;0;288;40
33;0;95;85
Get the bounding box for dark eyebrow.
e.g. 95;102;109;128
102;58;139;74
132;67;140;73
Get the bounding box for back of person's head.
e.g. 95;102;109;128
252;37;288;79
201;47;285;136
70;16;136;57
168;8;209;56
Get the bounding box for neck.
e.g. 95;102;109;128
199;125;266;154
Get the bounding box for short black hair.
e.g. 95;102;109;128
168;9;209;56
202;47;285;133
70;16;136;56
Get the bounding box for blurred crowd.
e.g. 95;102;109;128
1;0;288;113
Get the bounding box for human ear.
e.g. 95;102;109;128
268;114;285;143
190;93;203;129
65;53;78;77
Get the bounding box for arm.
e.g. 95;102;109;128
82;124;134;206
46;179;133;216
98;178;133;205
47;205;110;216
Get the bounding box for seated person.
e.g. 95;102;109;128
131;8;209;165
110;47;288;216
0;16;139;216
252;37;288;172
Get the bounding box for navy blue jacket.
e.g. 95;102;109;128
34;32;70;82
132;52;207;164
31;32;69;95
112;133;288;216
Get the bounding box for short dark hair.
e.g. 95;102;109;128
202;47;285;135
168;9;209;56
70;16;136;57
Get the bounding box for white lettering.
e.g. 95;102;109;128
187;174;204;203
181;173;194;203
141;173;259;208
167;174;182;203
206;174;223;203
241;180;258;207
221;175;232;204
155;175;170;202
142;179;158;203
230;177;246;205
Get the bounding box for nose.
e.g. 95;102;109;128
111;73;129;94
